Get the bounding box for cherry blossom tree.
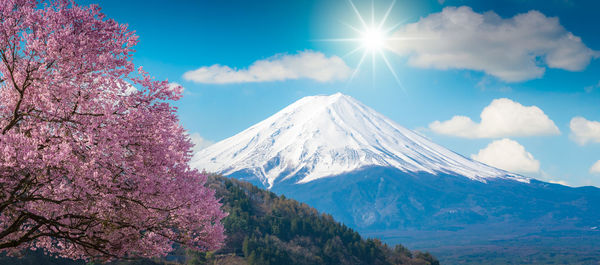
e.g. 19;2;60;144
0;0;226;260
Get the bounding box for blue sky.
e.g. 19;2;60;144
84;0;600;187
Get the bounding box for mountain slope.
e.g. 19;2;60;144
192;93;526;189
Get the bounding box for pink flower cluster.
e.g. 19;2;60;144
0;0;226;260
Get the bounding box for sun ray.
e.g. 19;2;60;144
383;20;405;34
348;0;368;29
379;49;405;92
349;50;369;83
314;38;362;42
371;0;375;27
343;46;365;58
378;0;396;29
372;47;376;74
341;21;364;35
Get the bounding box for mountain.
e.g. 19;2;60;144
192;92;526;188
192;93;600;264
0;175;439;265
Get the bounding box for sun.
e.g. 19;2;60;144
361;27;386;51
320;0;404;87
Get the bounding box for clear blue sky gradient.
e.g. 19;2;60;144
82;0;600;187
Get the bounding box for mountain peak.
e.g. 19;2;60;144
288;92;353;111
328;92;347;101
192;94;528;189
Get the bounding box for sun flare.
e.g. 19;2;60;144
320;0;403;87
361;27;386;51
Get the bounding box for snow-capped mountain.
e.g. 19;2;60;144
192;92;526;188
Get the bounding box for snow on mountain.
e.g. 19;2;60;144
191;93;528;188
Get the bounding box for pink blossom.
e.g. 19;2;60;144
0;0;226;261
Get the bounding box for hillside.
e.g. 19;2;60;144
0;175;438;265
198;174;438;265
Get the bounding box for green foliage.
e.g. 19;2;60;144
191;175;439;265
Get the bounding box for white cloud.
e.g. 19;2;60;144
570;117;600;145
590;160;600;174
471;138;540;174
390;6;598;82
429;98;559;138
183;50;351;84
189;133;214;153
